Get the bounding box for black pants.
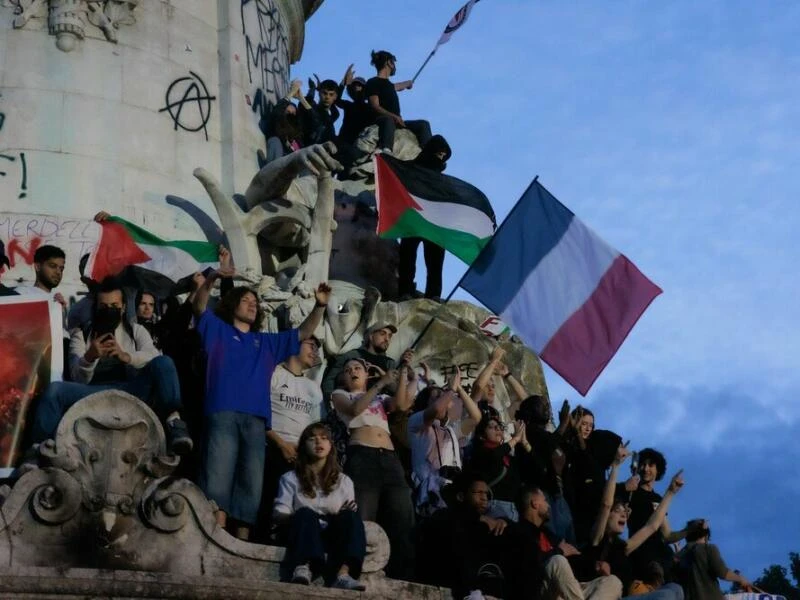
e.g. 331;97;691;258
375;117;432;151
284;507;366;582
398;237;445;298
344;445;416;580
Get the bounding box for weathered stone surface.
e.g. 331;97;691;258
0;566;450;599
0;391;441;597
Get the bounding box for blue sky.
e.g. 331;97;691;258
295;0;800;579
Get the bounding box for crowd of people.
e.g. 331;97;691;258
0;48;755;599
0;238;754;599
266;49;450;301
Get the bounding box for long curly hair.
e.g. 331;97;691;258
214;287;265;331
295;422;342;499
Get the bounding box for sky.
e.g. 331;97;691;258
294;0;800;581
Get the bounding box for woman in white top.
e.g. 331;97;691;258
331;357;416;580
273;422;366;591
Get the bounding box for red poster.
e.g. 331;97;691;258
0;296;63;473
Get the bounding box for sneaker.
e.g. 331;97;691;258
291;564;312;585
463;591;485;600
166;419;193;456
332;574;366;591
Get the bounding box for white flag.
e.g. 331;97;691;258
436;0;480;47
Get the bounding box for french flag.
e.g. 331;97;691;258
460;179;662;395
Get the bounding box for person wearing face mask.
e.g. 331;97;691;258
29;277;193;455
365;49;432;153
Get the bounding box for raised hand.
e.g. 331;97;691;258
558;399;570;425
493;361;509;377
490;346;506;363
314;282;332;306
613;444;632;466
419;361;432;383
668;469;685;493
218;245;232;269
448;364;462;391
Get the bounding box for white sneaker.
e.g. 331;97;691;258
463;591;485;600
291;564;312;585
332;574;366;591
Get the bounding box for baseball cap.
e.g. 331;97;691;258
367;323;397;335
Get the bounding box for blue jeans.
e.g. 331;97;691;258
31;355;182;443
623;583;684;600
284;507;366;581
200;411;266;524
488;499;519;522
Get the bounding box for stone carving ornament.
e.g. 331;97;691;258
7;0;138;51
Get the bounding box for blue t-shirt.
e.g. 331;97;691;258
197;309;300;424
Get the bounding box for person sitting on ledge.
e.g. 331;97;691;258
191;268;329;542
365;49;432;153
30;276;193;455
273;422;366;591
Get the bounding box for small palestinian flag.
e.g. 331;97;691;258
86;216;219;286
375;154;496;264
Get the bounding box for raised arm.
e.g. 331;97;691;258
391;364;414;413
297;283;331;341
394;80;413;92
332;369;397;418
450;365;482;423
625;470;685;555
471;346;505;402
591;445;630;546
191;268;232;317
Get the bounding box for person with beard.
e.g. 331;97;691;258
397;135;453;301
578;445;686;599
191;269;330;541
365;50;432;153
514;487;622;600
30;277;193;455
407;365;482;516
18;245;67;310
321;322;413;400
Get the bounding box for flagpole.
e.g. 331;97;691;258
411;49;437;83
408;175;540;350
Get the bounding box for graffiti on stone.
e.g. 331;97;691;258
159;72;216;141
0;152;28;199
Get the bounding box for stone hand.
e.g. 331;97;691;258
296;143;343;177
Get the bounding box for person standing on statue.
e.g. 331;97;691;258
397;135;453;301
191;268;330;541
365;50;432;153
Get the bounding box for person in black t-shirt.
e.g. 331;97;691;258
333;64;371;175
616;447;691;580
580;444;685;598
300;77;340;146
365;50;432;152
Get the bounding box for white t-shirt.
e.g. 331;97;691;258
332;389;392;433
407;410;462;479
273;470;355;518
270;364;323;445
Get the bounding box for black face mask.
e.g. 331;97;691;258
93;305;123;336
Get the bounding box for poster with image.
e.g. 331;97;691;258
0;295;63;475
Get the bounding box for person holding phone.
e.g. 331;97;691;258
30;277;193;455
273;422;366;590
331;357;416;580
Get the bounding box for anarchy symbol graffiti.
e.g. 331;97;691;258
159;71;216;141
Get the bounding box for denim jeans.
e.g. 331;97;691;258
31;355;182;443
488;499;519;522
284;507;366;582
344;444;415;580
375;116;432;151
200;411;266;524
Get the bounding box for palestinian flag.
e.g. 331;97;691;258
375;154;496;264
86;216;219;287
